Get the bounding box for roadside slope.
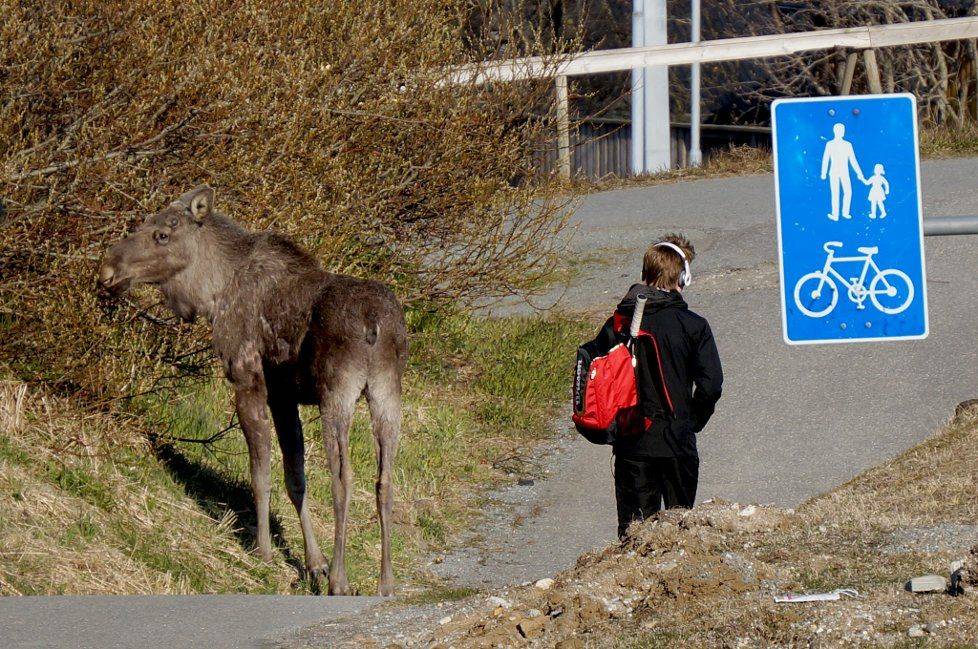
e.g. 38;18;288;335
0;381;281;595
0;314;592;597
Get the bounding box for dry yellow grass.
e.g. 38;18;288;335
567;144;772;193
0;380;284;595
806;403;978;528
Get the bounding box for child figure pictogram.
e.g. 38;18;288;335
864;163;890;219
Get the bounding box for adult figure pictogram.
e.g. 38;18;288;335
820;123;865;221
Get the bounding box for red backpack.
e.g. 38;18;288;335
572;295;673;445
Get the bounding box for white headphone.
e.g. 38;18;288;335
654;241;692;288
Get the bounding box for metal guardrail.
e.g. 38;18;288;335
451;16;978;181
923;216;978;236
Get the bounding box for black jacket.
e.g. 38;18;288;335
596;284;723;458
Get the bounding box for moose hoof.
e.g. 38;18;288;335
328;576;350;596
378;581;396;597
307;567;327;592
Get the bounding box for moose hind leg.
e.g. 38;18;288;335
320;380;360;596
268;390;327;586
367;370;402;596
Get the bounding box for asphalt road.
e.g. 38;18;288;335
4;158;976;647
432;156;978;589
0;595;380;649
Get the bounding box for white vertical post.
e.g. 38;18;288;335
689;0;703;166
631;0;645;175
555;75;571;180
642;0;671;173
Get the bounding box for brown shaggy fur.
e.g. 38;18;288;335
100;186;408;596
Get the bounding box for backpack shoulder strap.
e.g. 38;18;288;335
633;329;675;416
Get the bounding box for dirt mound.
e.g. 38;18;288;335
419;501;791;648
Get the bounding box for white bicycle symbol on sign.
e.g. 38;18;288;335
793;241;915;317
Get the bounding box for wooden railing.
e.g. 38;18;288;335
448;15;978;179
449;16;978;84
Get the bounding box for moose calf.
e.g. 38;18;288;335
100;186;407;596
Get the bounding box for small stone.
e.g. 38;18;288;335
907;574;947;593
438;615;452;625
925;622;940;634
517;615;547;638
534;577;555;590
488;595;512;609
527;608;542;618
555;639;585;649
950;568;967;596
954;399;978;419
517;478;535;486
738;505;758;517
908;625;926;638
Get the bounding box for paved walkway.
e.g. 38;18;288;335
0;595;379;649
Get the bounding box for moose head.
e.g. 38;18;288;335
99;185;215;297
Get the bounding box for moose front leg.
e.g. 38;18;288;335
233;373;274;562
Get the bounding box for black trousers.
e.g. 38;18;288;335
614;454;699;538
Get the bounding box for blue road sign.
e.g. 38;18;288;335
772;94;929;345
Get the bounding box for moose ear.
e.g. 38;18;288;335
180;185;215;223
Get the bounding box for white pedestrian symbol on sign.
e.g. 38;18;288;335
793;241;915;317
864;163;890;218
820;123;866;221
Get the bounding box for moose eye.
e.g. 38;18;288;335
154;230;170;245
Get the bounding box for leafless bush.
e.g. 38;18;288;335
684;1;978;126
0;0;569;400
477;1;978;127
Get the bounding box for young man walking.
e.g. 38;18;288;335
595;234;723;538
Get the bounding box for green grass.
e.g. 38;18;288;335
0;412;281;594
48;465;115;511
399;585;479;606
126;311;592;595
